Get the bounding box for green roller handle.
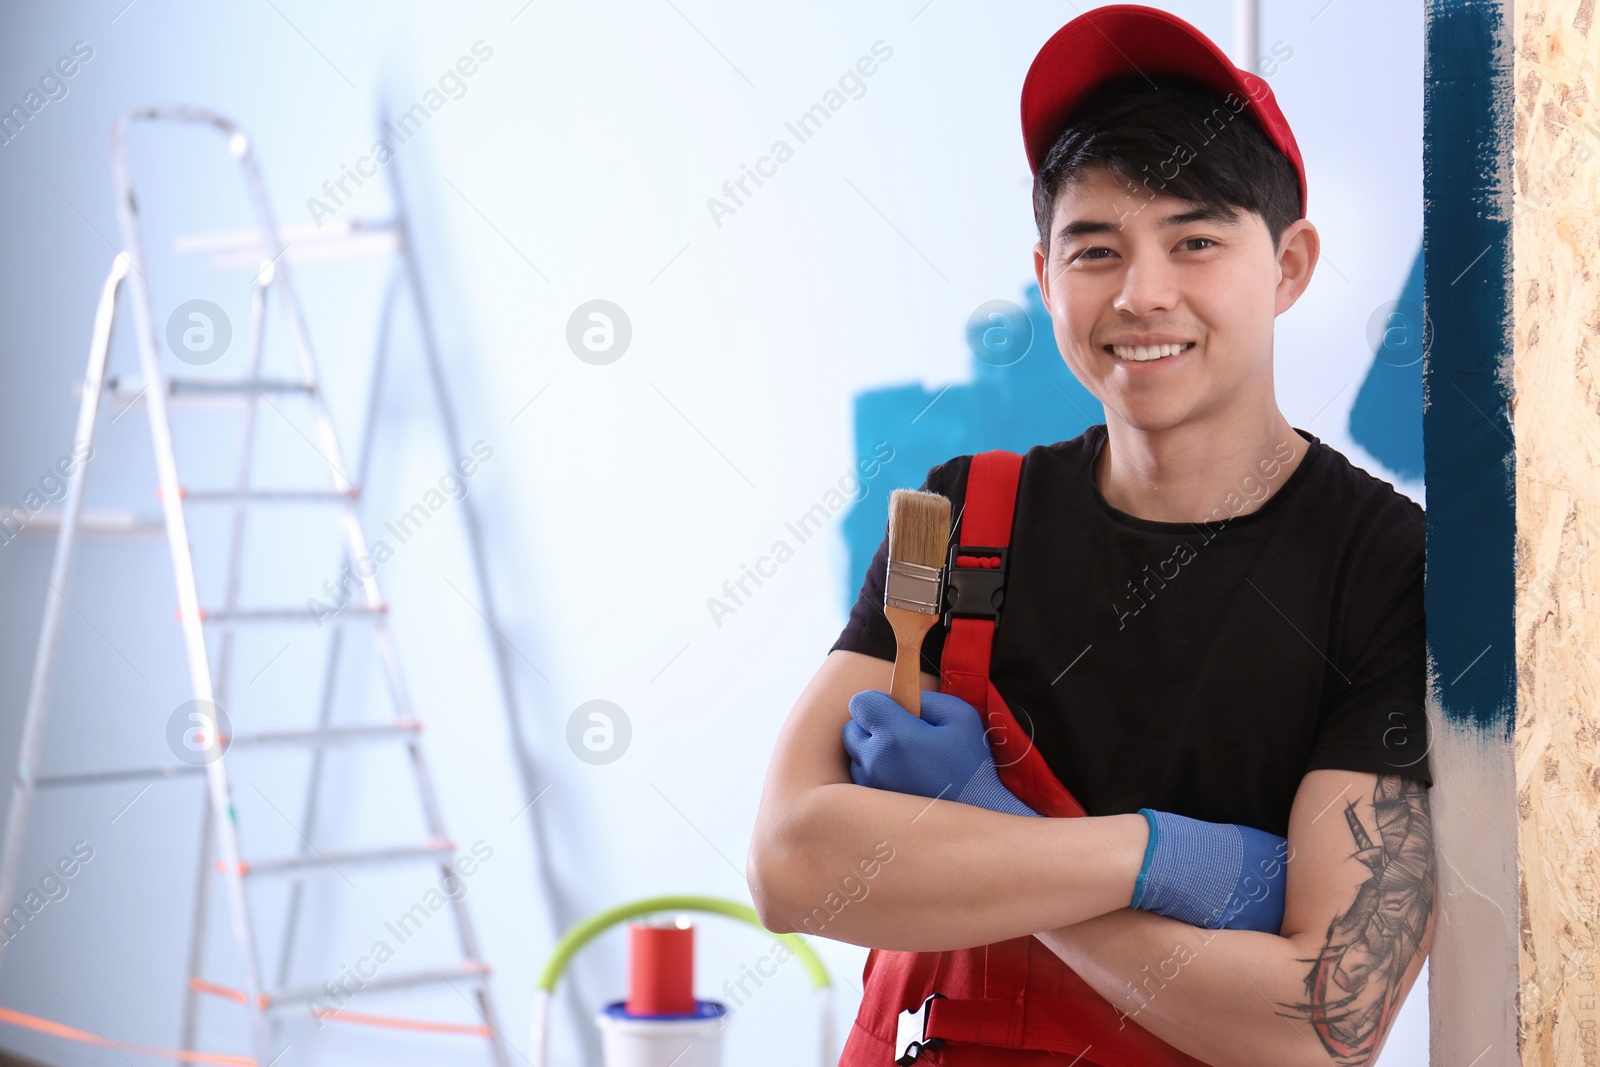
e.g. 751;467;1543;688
535;894;830;993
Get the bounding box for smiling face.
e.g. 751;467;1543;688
1033;164;1314;436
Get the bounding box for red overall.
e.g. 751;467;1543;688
839;450;1210;1067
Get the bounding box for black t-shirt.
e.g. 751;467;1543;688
829;424;1432;839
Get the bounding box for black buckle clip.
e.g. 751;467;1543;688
942;543;1008;628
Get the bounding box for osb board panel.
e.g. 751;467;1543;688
1513;0;1600;1062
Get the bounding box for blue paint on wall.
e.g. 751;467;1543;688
839;281;1104;606
1422;0;1516;734
1349;247;1425;481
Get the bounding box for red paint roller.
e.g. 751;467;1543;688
624;918;696;1016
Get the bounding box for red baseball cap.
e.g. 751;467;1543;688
1020;4;1307;217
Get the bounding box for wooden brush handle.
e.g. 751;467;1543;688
883;604;939;715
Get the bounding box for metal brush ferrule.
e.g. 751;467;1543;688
884;559;944;614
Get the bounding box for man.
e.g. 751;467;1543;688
748;7;1434;1065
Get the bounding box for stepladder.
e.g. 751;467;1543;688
0;105;512;1067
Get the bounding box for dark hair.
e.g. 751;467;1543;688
1032;74;1302;259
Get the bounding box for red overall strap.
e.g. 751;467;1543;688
940;451;1086;820
922;449;1083;1048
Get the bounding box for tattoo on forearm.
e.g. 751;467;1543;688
1275;776;1434;1066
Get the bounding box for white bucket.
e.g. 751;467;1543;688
594;1001;727;1067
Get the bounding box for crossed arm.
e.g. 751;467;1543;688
747;651;1152;950
747;650;1436;1067
1036;770;1435;1067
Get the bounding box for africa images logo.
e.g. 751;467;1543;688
165;700;232;766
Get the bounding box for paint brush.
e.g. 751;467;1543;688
882;488;952;716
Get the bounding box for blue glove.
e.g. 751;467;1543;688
1130;808;1290;934
842;689;1040;818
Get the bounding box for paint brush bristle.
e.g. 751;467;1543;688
888;488;951;572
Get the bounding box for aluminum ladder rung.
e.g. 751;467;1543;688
267;961;489;1009
173;217;397;255
19;509;165;537
96;375;317;410
235;839;454;878
178;487;359;504
194;605;387;625
175;219;401;273
143;375;316;396
34;764;205;789
30;723;420;787
228;720;421;750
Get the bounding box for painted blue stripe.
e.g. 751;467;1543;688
1423;0;1516;735
1349;246;1425;481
